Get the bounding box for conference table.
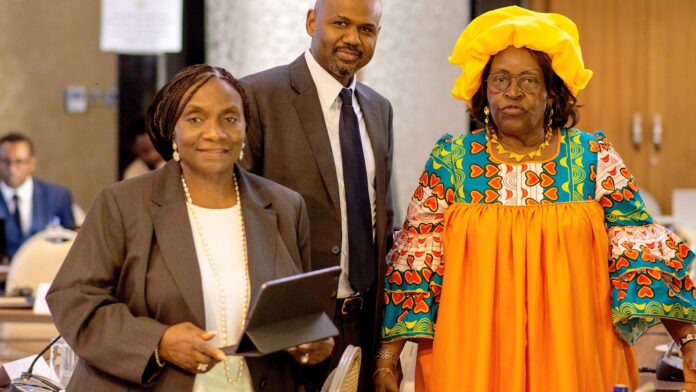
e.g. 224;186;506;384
0;309;52;323
0;308;55;364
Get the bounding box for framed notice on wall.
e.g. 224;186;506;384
100;0;182;54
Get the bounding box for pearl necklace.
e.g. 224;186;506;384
181;173;250;384
486;126;554;162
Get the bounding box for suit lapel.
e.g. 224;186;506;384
30;181;44;234
236;168;278;304
0;195;9;218
289;55;340;211
148;163;281;327
0;194;15;240
149;162;205;327
356;84;388;199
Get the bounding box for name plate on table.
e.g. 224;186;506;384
33;282;52;314
221;266;340;357
0;297;33;309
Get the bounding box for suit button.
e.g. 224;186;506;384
259;378;266;389
331;246;340;255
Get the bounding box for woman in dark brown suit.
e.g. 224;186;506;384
47;65;332;391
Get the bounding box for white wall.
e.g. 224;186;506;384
206;1;471;223
363;2;470;218
206;0;312;76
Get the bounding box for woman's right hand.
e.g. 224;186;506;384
681;341;696;391
373;341;406;392
373;369;400;392
157;322;226;374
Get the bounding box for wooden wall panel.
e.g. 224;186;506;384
0;1;117;210
528;0;696;213
644;1;696;214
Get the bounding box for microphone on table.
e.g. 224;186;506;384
9;335;63;392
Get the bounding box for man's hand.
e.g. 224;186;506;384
286;337;335;365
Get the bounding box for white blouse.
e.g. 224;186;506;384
188;204;253;392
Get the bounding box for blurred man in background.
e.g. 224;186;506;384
0;132;74;258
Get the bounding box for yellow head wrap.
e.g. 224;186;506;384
449;6;593;107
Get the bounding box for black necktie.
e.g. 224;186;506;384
339;88;375;293
12;193;21;234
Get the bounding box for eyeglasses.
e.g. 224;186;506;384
0;158;30;167
486;73;543;94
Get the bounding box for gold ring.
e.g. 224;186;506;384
197;362;208;372
300;352;310;364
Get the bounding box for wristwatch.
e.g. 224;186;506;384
678;332;696;348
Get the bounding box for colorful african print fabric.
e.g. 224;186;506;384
382;128;696;344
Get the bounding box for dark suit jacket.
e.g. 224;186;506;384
46;161;311;392
0;179;74;257
240;54;394;362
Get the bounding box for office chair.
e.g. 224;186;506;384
1;226;76;360
321;345;362;392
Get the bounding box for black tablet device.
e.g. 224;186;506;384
221;266;341;356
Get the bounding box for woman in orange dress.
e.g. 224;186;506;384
374;6;696;392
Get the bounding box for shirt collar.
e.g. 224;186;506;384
304;50;357;111
0;177;33;202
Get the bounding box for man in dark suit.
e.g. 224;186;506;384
0;133;74;258
240;0;393;388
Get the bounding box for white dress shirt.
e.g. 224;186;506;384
0;178;34;235
189;205;253;391
304;50;377;298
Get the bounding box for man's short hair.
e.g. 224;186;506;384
0;132;36;155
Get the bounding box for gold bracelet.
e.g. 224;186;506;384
373;367;394;378
376;347;396;360
376;347;399;370
679;333;696;348
153;347;165;368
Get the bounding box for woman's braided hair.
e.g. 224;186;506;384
145;64;250;160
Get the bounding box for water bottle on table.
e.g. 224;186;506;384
49;337;77;388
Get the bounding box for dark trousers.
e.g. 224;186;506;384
299;287;378;392
331;288;378;392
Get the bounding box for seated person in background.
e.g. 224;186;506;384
0;132;74;258
122;130;166;179
47;64;333;391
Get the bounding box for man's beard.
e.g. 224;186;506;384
329;60;355;80
328;46;362;80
